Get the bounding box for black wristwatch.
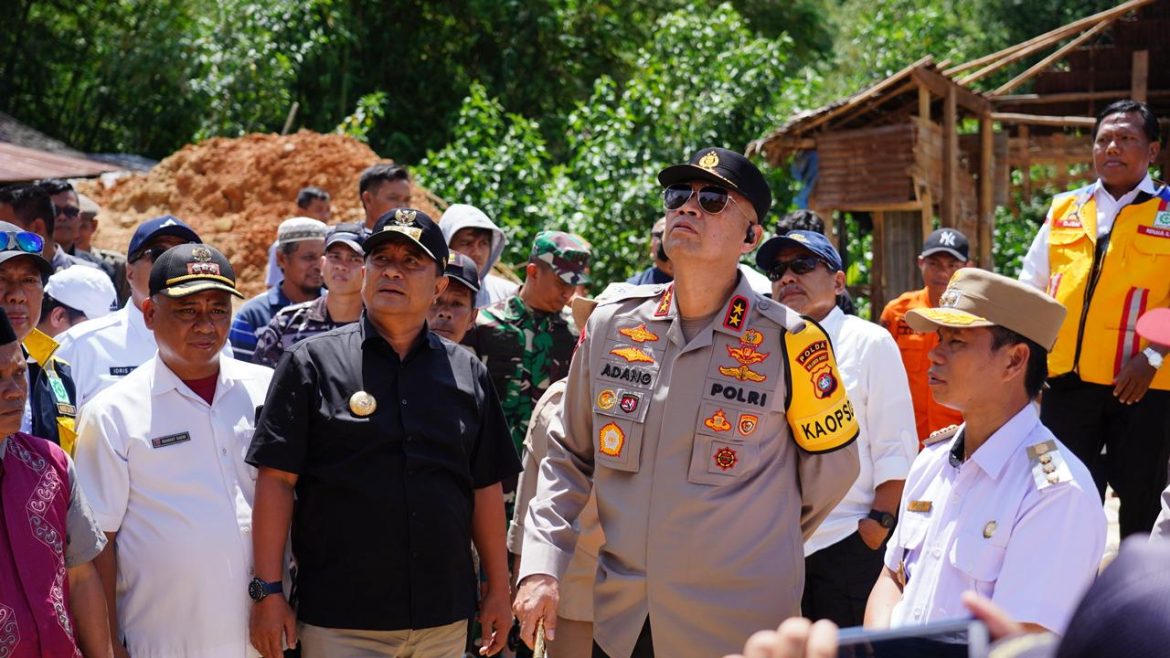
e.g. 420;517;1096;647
248;577;283;602
867;509;896;529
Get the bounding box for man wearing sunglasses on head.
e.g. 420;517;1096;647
56;215;229;409
514;147;860;658
0;220;83;454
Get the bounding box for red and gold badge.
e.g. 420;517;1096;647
704;409;732;432
713;446;739;471
719;328;769;382
610;346;655;364
737;414;758;437
655;285;674;317
722;295;749;330
596;389;617;411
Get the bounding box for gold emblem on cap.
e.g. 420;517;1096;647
393;209;417;225
698;150;720;170
191;246;213;263
983;520;997;538
349;391;377;417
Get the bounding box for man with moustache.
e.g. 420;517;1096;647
254;223;368;367
514;148;859;658
247;209;520;658
757;229;916;628
73;244;272;658
427;252;481;344
0;220;81;452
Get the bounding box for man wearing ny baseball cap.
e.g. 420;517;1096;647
465;229;591;458
879;228;975;446
867;268;1105;637
248;208;520;658
427;251;482;344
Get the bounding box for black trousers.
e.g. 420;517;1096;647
1041;374;1170;537
593;618;653;658
802;530;886;628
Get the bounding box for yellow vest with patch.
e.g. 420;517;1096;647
24;328;78;454
1045;183;1170;389
781;317;859;453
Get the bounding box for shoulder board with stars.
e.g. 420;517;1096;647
923;424;960;447
1026;439;1075;490
598;283;667;306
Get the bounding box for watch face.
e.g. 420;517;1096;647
880;514;896;529
248;579;265;602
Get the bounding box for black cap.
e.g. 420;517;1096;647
0;220;52;279
148;244;243;299
0;307;17;345
658;147;772;223
128;215;201;259
444;251;481;293
365;208;449;267
325;223;370;255
921;228;969;261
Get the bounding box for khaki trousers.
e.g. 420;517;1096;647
299;619;468;658
546;617;593;658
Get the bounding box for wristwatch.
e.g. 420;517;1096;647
248;577;283;602
1143;347;1164;370
867;509;897;529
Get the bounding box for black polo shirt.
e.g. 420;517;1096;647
247;315;521;631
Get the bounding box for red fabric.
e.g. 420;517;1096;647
0;432;82;658
879;288;964;448
182;373;218;405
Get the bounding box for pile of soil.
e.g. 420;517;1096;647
77;130;444;298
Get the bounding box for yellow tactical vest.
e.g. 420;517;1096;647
24;328;78;454
1045;182;1170;389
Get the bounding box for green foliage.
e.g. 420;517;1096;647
335;92;388;143
418;2;800;287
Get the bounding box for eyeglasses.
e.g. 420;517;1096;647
0;231;44;254
56;205;80;219
663;184;738;214
130;245;174;264
766;255;823;281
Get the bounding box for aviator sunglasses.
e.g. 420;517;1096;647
766;255;823;281
662;184;738;215
0;231;45;254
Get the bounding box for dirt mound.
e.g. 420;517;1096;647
77;130;443;298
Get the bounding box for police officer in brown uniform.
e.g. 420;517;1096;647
513;148;861;658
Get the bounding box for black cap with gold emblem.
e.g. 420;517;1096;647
365;207;449;268
148;243;244;299
658;147;772;223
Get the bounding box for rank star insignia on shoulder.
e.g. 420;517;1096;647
1026;439;1075;489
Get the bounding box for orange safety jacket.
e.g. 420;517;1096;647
880;288;963;448
1045;182;1170;390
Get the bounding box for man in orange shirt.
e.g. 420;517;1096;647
879;228;972;446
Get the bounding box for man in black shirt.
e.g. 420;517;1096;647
247;208;521;658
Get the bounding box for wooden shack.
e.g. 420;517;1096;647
750;0;1169;314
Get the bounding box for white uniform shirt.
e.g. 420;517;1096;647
805;307;917;555
56;302;232;408
1019;174;1157;290
73;356;272;658
884;404;1106;634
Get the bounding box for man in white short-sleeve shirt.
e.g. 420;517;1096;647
74;244;272;658
866;269;1106;636
56;215;230;409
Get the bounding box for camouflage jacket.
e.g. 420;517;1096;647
465;294;578;453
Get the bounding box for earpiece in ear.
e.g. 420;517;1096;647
745;224;755;244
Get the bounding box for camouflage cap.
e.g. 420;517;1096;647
531;230;591;285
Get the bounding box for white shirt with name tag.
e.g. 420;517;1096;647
73;355;272;658
56;301;234;409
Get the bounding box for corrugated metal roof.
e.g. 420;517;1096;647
0;141;116;183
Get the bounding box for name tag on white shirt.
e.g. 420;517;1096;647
151;432;191;449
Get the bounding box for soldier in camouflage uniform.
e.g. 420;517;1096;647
464;231;591;459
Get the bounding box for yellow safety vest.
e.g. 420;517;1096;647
24;329;78;454
1045;182;1170;389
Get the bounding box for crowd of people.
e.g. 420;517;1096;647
0;98;1167;658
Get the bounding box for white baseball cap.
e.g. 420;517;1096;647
45;266;117;321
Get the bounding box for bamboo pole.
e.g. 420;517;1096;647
991;19;1115;96
991;113;1096;128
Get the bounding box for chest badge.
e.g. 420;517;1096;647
610;346;655;364
713;446;739;471
619;323;659;343
719;329;769;382
619;393;640;414
907;500;933;513
722;295;749;330
704;409;732;432
983;521;998;539
349;391;377;417
599;422;625;457
737;414;759;436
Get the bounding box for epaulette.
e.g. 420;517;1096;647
752;294;807;334
923;424;960;447
1025;439;1075;490
598;282;666;306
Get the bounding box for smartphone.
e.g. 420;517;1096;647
835;618;989;658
